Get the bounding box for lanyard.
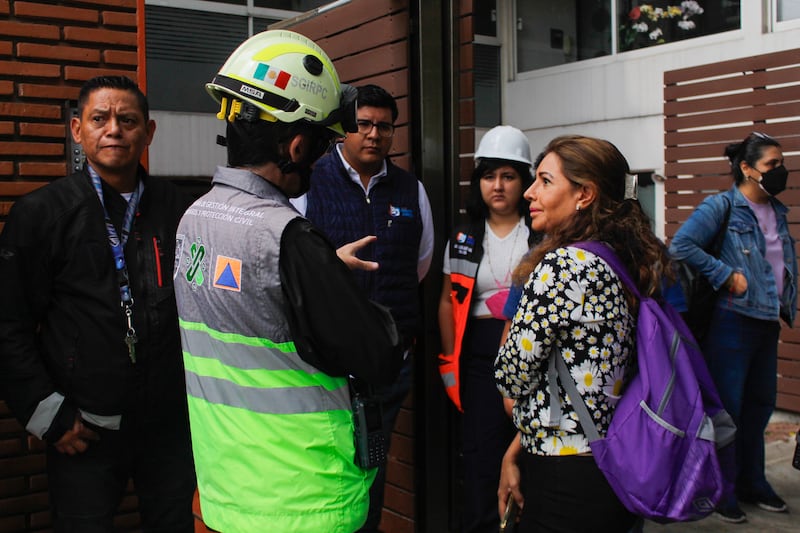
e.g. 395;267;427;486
89;166;143;362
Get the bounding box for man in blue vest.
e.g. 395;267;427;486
294;84;434;532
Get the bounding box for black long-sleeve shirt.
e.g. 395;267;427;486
279;218;403;387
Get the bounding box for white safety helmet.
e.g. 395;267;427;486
474;125;532;166
206;29;354;136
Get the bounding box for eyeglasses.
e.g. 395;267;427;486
355;119;395;138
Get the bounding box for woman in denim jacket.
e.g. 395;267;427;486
670;132;797;524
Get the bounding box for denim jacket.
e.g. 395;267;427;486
669;186;797;326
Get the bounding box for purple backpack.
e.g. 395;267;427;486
551;241;736;523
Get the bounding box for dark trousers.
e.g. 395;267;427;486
357;358;413;533
702;307;780;499
461;317;515;533
517;454;636;533
47;415;195;533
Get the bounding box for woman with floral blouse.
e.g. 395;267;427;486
494;135;671;532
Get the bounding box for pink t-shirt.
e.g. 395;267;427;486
745;197;784;298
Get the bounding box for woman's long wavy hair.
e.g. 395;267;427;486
512;135;672;298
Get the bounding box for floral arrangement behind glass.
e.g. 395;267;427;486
620;1;704;51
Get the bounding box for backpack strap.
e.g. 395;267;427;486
571;241;639;298
546;354;562;427
552;351;602;442
709;195;732;258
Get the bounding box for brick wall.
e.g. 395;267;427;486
457;0;475;215
0;1;141;530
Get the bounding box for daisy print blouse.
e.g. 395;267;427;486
494;245;635;456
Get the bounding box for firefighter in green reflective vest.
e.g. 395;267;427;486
173;30;404;533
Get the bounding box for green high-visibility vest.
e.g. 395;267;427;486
174;168;373;533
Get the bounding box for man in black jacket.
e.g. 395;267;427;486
0;76;195;532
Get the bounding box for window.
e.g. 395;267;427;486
619;1;740;52
144;1;331;113
253;0;331;9
474;0;498;37
515;1;741;73
634;172;657;231
776;0;800;22
474;0;501;127
516;1;605;72
474;44;501;127
146;6;251;113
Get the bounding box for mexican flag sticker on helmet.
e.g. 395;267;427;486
206;29;351;136
253;63;291;90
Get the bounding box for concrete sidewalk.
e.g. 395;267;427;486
644;411;800;532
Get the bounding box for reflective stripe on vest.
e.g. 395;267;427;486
450;257;479;280
180;319;350;414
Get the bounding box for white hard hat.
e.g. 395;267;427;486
474;125;532;166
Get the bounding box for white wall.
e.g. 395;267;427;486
500;1;800;237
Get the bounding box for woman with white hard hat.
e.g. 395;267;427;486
438;125;541;533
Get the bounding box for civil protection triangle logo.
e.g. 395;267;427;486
213;255;242;292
